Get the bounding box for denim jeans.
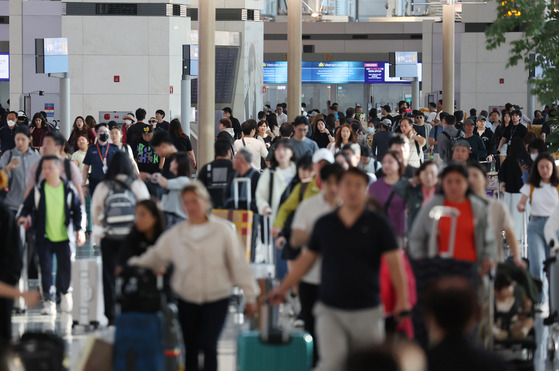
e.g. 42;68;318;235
37;239;71;302
527;216;550;303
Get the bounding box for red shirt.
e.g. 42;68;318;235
437;199;477;262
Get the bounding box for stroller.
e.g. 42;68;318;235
484;262;541;371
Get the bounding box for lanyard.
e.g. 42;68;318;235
97;142;110;164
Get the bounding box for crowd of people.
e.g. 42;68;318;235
0;100;557;371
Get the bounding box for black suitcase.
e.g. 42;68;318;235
14;332;66;371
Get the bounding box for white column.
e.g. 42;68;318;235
442;1;455;114
60;74;71;139
287;0;302;123
411;77;420;110
198;0;216;168
181;76;191;137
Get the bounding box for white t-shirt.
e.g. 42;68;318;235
279;166;295;186
277;113;288;126
291;194;338;285
234;137;268;171
426;111;437;124
520;182;559;216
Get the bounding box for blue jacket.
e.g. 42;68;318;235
20;178;84;242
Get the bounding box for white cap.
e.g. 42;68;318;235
312;148;335;164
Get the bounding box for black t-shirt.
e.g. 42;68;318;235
312;132;331;149
504;123;528;143
125;123;144;150
134;139;161;174
308;208;398;310
172;135;193;152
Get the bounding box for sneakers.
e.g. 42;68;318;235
60;293;73;313
41;301;56;315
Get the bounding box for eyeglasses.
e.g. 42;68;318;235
149;120;156;123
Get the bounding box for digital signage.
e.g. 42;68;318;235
262;61;422;85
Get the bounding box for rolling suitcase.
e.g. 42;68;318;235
72;257;107;328
114;266;184;371
237;301;313;371
411;205;478;348
213;178;255;261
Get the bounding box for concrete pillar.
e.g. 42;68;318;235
411;77;420;110
287;0;302;123
198;0;216;168
442;2;455;114
181;75;192;137
60;75;70;139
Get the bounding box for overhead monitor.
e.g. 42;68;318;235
35;38;69;74
0;54;9;81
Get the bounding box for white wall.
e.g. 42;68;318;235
62;14;190;123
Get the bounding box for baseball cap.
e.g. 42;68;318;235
464;118;475;126
141;123;153;134
476;116;486;122
312;148;335;164
381;118;392;129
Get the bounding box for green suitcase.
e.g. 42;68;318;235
237;330;313;371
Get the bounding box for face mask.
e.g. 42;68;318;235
367;127;374;134
7;120;15;127
531;153;538;161
125;120;132;125
98;133;109;142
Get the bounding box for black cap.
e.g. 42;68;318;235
141;123;153;134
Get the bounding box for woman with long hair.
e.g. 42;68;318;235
29;112;50;149
311;117;334;149
496;111;512;164
156;152;192;226
368;150;406;243
68;116;96;152
517;153;559;305
392;160;439;232
267;112;279;138
327;123;356;154
498;137;531;241
116;199;166;273
91;151;150;325
168;118;196;168
256;120;274;149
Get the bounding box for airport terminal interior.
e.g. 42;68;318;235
1;0;559;370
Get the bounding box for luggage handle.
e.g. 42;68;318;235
428;206;460;259
233;178;251;210
260;298;290;344
522;211;528;259
262;215;275;267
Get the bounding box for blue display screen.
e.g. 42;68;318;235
44;55;68;74
263;61;421;84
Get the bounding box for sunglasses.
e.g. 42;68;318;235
149;120;156;123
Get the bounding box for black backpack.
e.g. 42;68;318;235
117;266;162;313
441;130;462;160
102;178;136;241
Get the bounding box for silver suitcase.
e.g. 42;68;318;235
72;257;107;328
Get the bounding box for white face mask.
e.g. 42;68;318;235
531;153;538;161
125;120;132;125
7;120;15;127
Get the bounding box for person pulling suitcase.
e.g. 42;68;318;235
128;181;258;371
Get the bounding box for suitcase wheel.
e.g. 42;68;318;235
14;308;26;315
90;321;100;329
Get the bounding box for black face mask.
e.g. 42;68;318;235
98;133;109;142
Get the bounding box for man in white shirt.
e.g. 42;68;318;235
275;104;288;126
426;102;437;124
234;120;268;171
290;163;344;367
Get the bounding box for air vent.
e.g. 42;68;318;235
95;3;137;15
352;34;368;39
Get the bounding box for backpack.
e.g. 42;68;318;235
102;178;137;240
441;130;462;160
